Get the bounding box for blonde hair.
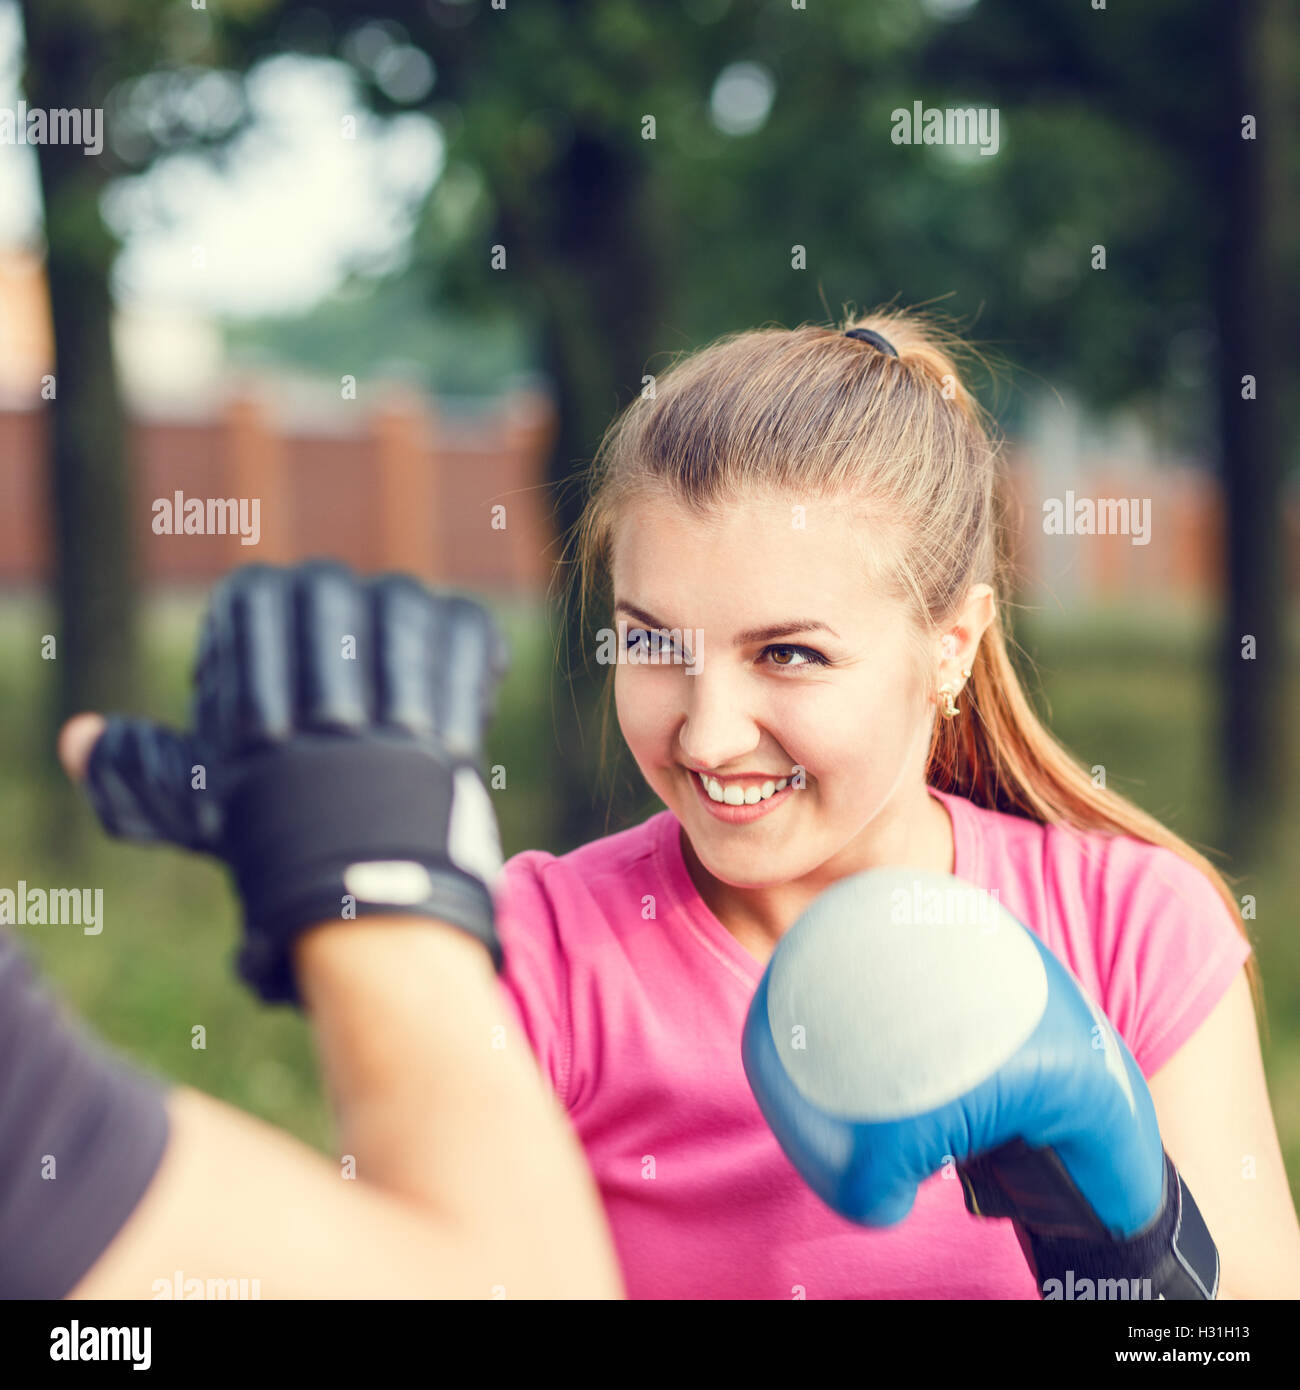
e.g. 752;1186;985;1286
566;306;1261;1023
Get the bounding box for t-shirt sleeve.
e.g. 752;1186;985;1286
491;851;574;1108
0;929;172;1298
1097;841;1254;1079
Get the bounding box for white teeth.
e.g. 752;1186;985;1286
698;772;790;806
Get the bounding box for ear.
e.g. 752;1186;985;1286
937;584;996;674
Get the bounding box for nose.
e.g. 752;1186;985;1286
676;664;764;774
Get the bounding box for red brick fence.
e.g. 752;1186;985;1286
1;391;1297;606
0;385;558;594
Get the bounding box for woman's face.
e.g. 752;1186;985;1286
611;491;938;890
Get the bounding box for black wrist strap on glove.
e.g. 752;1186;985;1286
960;1139;1219;1300
223;738;502;1005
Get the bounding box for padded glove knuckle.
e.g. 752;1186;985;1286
370;574;439;736
293;560;370;731
436;595;508;759
197;564;294;751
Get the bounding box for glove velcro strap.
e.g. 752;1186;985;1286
222;739;501;1004
963;1142;1218;1300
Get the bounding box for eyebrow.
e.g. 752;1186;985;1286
614;601;839;645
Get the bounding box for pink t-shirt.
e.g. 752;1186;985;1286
493;785;1253;1300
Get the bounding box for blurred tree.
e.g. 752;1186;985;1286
21;0;141;731
290;0;1296;856
913;0;1297;857
257;0;940;851
17;0;275;740
1212;0;1292;862
24;0;1295;857
235;0;739;850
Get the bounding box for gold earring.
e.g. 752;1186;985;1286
938;670;972;719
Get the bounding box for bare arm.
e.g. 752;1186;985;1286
65;916;622;1299
292;916;623;1298
57;715;623;1300
1148;968;1300;1299
69;1086;495;1300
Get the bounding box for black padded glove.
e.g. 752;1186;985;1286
83;560;510;1005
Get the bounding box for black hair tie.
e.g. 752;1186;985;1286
844;327;899;358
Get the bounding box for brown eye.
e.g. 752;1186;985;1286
764;644;828;671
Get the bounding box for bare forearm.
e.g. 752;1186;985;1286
71;1087;503;1299
292;917;623;1299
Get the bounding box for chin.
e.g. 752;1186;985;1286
691;844;799;889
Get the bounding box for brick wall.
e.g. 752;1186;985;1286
1;395;1297;603
0;386;557;593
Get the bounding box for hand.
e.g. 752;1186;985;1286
73;560;511;1006
741;866;1219;1300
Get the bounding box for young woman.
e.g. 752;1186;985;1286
493;309;1300;1299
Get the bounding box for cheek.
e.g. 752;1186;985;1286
799;678;926;784
613;668;674;754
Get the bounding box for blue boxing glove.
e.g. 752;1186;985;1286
741;868;1219;1300
81;560;510;1006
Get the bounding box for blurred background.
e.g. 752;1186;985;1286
1;0;1297;1194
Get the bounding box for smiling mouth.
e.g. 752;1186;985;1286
690;768;791;806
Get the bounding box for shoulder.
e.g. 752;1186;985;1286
494;809;673;943
499;809;669;893
1037;815;1243;951
1043;821;1251;1078
490;812;676;1110
947;794;1252;1076
952;789;1237;932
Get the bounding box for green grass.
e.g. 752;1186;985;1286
1;593;1298;1212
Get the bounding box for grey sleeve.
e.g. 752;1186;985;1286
0;929;171;1299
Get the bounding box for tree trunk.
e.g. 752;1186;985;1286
21;2;138;737
1212;0;1290;864
522;131;665;852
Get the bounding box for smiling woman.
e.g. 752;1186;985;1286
481;306;1299;1300
568;310;1258;969
606;489;968;898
